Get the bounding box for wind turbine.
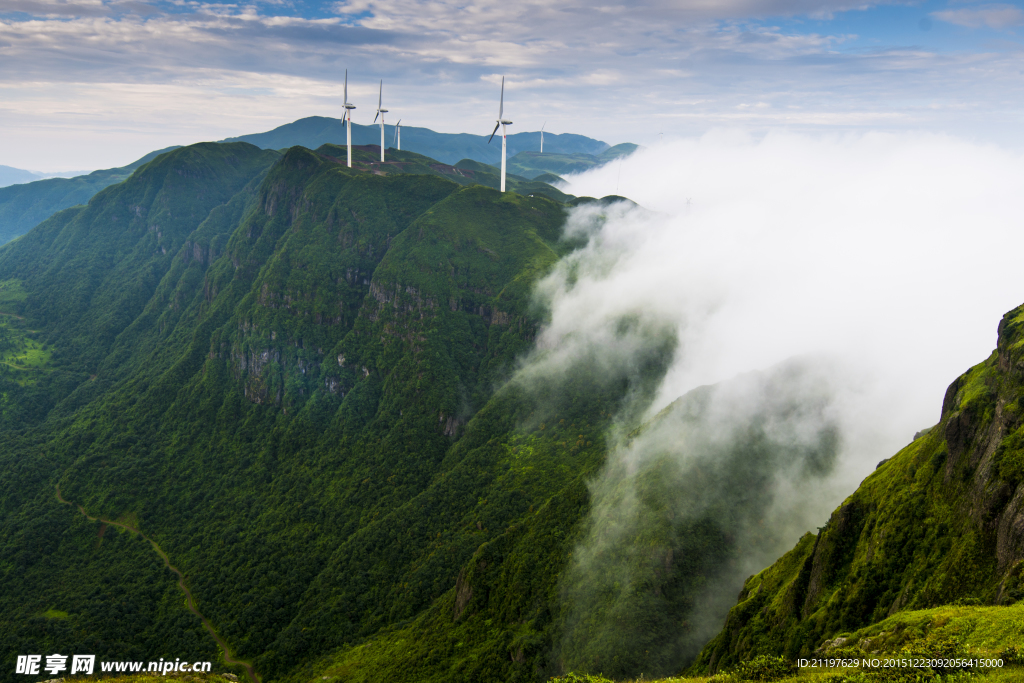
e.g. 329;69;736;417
373;80;388;163
540;121;545;153
487;76;512;193
343;70;356;168
393;120;402;151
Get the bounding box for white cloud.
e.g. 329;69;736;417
1;0;1023;170
934;4;1024;29
529;128;1024;670
556;130;1024;479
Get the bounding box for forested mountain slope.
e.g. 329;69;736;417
694;302;1024;673
0;114;606;247
0;139;638;683
0;147;179;246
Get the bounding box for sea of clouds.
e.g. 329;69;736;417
524;130;1024;673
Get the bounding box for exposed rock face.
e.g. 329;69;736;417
453;567;473;620
439;411;463;437
694;303;1024;673
801;502;862;619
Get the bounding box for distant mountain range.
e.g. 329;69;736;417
506;144;640;180
0;118;635;246
221;116;611;166
0;165;94;189
0;166;41;188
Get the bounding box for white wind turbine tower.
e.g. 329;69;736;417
373;80;388;162
393;120;402;151
487;76;513;193
343;70;356;168
540;121;545;153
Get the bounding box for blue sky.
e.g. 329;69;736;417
0;0;1022;170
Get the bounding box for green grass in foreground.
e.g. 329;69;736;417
551;603;1024;683
57;675;240;683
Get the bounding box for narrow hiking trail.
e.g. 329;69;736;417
55;485;261;683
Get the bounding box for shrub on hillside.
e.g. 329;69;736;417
732;654;795;681
999;644;1023;664
549;674;614;683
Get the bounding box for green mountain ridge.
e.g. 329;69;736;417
0;117;630;247
0;146;180;246
693;302;1024;674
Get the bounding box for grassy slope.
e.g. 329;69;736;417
694;303;1024;673
542;602;1024;681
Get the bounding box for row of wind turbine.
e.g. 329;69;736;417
373;80;388;163
487;76;513;193
344;72;531;194
343;71;397;166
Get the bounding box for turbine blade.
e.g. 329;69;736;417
378;80;382;109
396;119;401;127
393;127;398;146
344;69;348;103
499;76;504;120
488;121;500;143
374;111;379;123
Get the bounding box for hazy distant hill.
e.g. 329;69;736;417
221;116;611;166
507;143;640;179
0;166;95;188
0;147;178;245
0;165;41;188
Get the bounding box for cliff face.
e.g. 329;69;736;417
694;303;1024;672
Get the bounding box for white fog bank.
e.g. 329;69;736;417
554;129;1024;484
